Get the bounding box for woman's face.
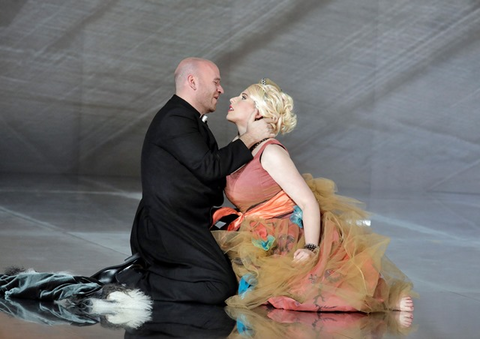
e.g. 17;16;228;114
227;89;258;124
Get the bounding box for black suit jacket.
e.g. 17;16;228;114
131;95;252;269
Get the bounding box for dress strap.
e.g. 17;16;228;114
254;139;287;159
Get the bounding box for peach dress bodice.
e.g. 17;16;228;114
224;139;284;213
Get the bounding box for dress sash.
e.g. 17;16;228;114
211;190;295;231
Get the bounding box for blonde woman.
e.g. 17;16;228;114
212;79;415;323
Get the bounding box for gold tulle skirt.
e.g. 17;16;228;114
213;174;414;312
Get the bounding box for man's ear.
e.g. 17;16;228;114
187;75;196;90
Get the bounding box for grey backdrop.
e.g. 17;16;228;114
1;0;479;194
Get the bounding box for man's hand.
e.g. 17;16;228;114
239;111;275;149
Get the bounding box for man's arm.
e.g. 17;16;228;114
156;111;252;183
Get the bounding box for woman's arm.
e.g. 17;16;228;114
261;144;320;263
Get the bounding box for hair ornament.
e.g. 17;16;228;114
260;78;281;92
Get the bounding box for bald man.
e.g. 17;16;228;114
123;58;271;304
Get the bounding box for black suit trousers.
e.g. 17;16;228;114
124;200;238;305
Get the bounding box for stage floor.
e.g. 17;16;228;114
0;174;478;338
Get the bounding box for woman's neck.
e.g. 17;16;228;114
236;124;247;136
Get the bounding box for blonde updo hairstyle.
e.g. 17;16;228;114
247;78;297;135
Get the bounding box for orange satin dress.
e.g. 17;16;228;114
212;139;414;312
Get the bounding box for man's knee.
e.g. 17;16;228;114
201;278;237;304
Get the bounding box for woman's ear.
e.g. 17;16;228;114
254;109;263;120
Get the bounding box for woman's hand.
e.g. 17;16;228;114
292;248;315;265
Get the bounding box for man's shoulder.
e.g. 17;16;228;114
158;95;198;119
147;96;199;138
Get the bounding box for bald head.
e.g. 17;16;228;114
174;57;224;115
175;58;201;89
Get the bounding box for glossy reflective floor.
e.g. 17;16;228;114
0;174;479;338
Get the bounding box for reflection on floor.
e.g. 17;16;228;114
0;174;479;338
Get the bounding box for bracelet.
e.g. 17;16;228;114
303;243;318;252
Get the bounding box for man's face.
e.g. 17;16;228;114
196;62;224;114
